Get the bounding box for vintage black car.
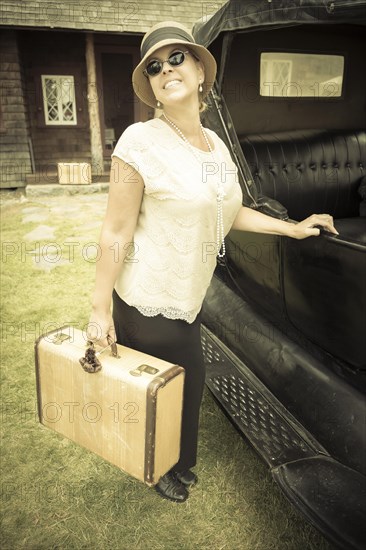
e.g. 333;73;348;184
193;2;366;549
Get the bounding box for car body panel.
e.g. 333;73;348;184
193;2;366;548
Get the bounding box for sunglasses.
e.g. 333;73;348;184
143;50;191;77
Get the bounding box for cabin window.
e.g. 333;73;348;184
41;75;77;125
260;53;344;98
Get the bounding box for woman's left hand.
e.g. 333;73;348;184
231;207;339;240
292;213;339;240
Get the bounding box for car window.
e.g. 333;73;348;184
260;52;344;97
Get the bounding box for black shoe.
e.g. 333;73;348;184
174;470;198;487
154;472;188;503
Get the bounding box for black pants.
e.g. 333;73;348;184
112;290;205;472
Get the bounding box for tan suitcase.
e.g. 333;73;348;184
34;326;185;485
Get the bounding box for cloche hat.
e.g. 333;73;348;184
132;21;217;108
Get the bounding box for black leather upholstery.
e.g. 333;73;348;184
240;130;366;221
228;129;366;369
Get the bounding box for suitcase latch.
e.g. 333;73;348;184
129;364;159;377
51;333;71;345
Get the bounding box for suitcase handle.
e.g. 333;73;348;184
79;335;118;374
98;335;118;358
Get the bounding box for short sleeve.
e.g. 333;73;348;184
111;123;166;191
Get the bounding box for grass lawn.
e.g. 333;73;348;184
0;192;333;550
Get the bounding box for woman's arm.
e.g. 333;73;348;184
231;206;339;239
88;156;144;343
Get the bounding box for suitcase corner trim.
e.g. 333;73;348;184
144;365;185;485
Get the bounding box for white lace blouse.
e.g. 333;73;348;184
111;117;243;323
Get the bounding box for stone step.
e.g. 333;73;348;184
25;183;109;197
25;173;110;185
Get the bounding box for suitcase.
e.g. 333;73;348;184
34;326;185;486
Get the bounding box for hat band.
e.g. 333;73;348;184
141;27;194;59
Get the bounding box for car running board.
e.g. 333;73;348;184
201;326;366;550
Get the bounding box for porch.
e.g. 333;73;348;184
0;28;152;189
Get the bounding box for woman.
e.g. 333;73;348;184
88;21;338;503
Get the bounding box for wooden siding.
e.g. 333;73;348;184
0;29;32;188
0;1;226;34
20;31;91;178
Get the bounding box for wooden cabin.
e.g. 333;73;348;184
0;0;226;188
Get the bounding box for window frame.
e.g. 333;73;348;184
33;65;86;128
41;74;78;126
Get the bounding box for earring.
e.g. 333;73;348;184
156;100;161;108
199;82;203;93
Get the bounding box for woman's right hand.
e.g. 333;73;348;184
86;309;116;349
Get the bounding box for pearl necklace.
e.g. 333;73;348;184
162;112;226;258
